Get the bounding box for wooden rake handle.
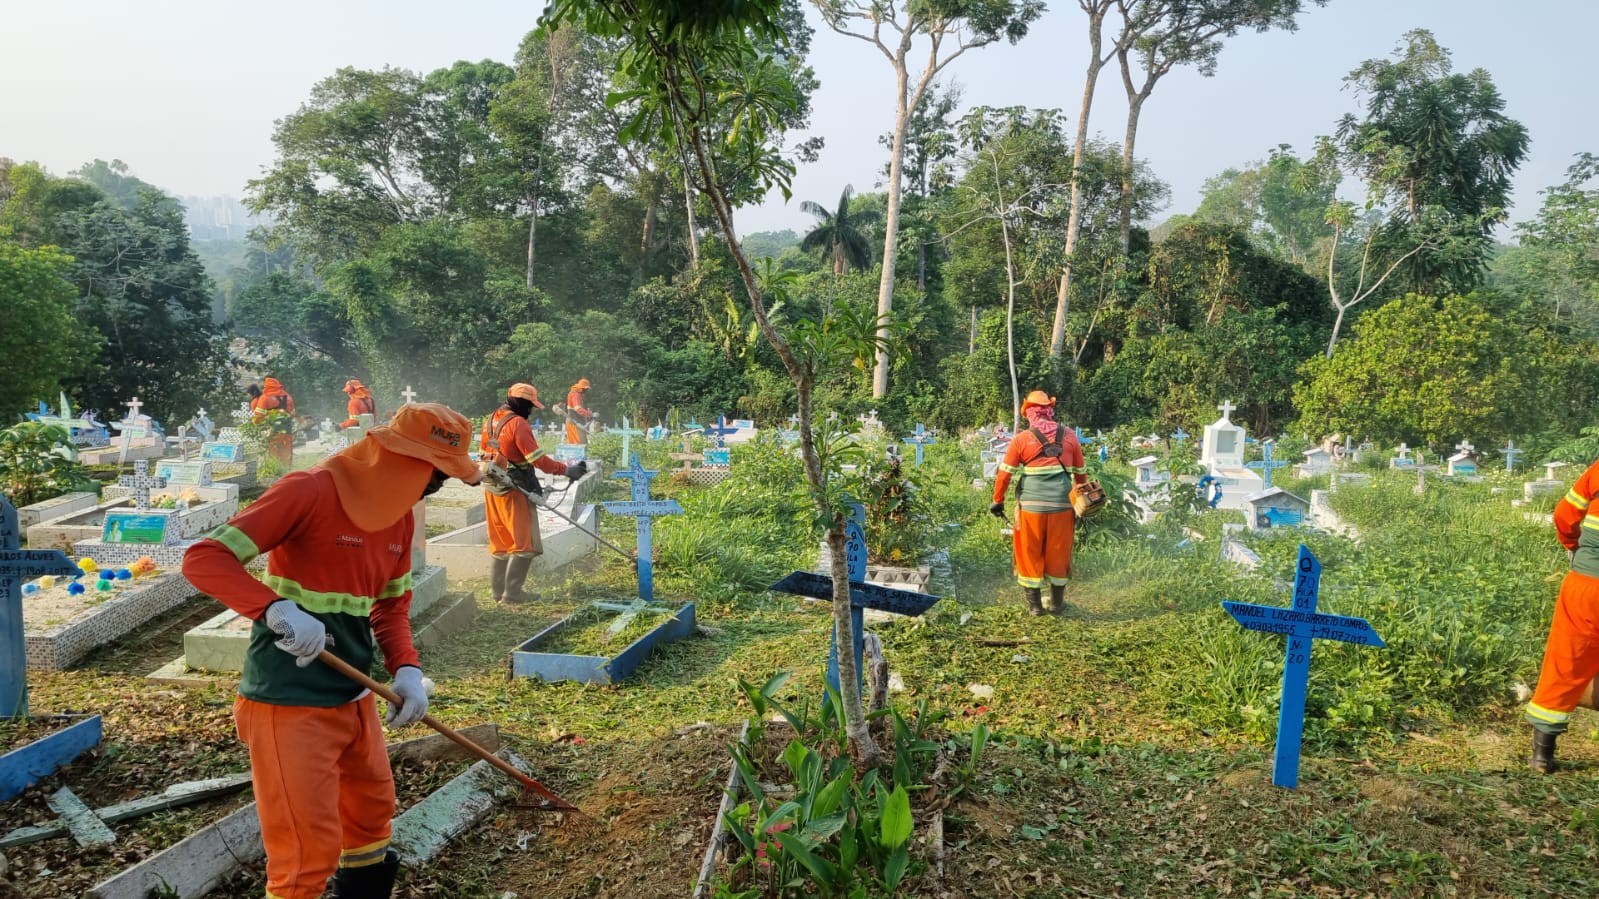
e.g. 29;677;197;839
316;650;578;811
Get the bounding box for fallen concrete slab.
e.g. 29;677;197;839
85;801;262;899
391;750;531;866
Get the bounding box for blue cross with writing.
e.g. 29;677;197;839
769;504;940;693
1;496;81;717
703;415;738;448
1247;439;1289;489
903;423;937;466
1222;545;1385;789
600;454;683;602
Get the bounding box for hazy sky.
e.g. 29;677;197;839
2;1;1592;235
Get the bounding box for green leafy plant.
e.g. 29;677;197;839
858;452;933;565
0;422;92;507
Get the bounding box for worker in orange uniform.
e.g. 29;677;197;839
183;403;480;899
563;378;594;446
482;384;587;603
251;377;296;467
340;379;376;429
990;391;1088;616
1525;458;1599;773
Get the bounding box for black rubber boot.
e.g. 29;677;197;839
1023;588;1044;616
1048;585;1067;615
490;555;509;603
1532;730;1559;774
328;849;400;898
504;555;537;604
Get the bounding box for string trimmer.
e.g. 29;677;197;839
318;650;582;814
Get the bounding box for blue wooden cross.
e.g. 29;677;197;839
648;421;670;441
1171;427;1189;445
1247;440;1289;489
769;504;940;693
1221;545;1385;789
1;495;82;717
600;454;683;603
612;416;645;469
903;423;937;465
703;415;738;448
1501;440;1522;472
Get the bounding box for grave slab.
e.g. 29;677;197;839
25;572;197;671
511;603;697;684
17;492;99;530
0;716;103;801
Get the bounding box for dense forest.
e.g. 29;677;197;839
3;6;1596;460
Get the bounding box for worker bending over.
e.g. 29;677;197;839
564;378;593;446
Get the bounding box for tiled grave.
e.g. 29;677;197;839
25;571;195;671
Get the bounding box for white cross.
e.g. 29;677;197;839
1217;399;1237;420
118;460;167;511
123;396;143;421
401;386;418;404
1455;439;1475;455
1395;443;1410;460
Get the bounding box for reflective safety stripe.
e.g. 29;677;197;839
1525;702;1570;725
527;447;547;462
998;462;1021;474
1583;516;1599;533
1016;466;1069;478
1565;489;1590;511
341;838;391;868
380;573;412;598
209;525;260;564
260;575;378;616
1016;574;1046;588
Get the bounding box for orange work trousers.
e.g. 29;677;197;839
267;433;294;467
1013;508;1075;589
484;488;543;557
235;694;395;899
564;420;587;446
1528;570;1599;733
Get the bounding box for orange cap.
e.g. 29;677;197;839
1021;390;1055;413
343;379;365;394
367;403;481;484
508;382;544;409
573;378;591;391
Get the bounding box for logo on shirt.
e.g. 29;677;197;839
389;542;405;556
335;534;365;549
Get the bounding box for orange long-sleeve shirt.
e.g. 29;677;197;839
183;469;419;706
1557;460;1599;579
993;427;1088;513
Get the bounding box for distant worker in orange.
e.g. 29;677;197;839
183;403;481;899
341;379;377;429
1525;458;1599;773
481;384;587;603
990;391;1088;616
251;376;296;467
563;378;594;446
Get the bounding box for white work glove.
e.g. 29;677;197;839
264;600;326;668
386;666;429;727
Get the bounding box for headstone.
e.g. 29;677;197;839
401;385;418;405
0;495;81;716
703;448;731;467
155;460;214;487
1297;447;1335;478
1390;443;1415;470
1448;441;1478;477
1246;440;1288;489
768;504;939;694
1501;441;1523;472
1130;456;1167;491
1221;545;1385;788
599;454;683;601
702;416;738;448
554;444;587;464
647;421;670;441
1200;400;1263;510
903;423;937;466
1545;461;1569;481
611;417;644;469
1242;487;1309;530
118;461;168;511
858;410;885;439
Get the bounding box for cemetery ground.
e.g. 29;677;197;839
4;445;1598;897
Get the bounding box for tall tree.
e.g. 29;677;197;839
491;32;580;288
1190;145;1337;266
800;185;876;273
1512;152;1599;335
1330;29;1529;296
0;235;100;420
880;80;961;289
815;0;1044;398
1111;0;1321;252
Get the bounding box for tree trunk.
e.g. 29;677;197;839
1327;304;1346;358
1051;9;1109;359
683;167;701;269
997;155;1021;434
873;65;912;399
917;241;927;291
1118;92;1147;255
825;523;873;758
525;180;540;290
969;305;977;354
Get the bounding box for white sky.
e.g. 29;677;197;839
1;0;1592;235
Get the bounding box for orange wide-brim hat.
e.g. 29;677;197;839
573;378;591;391
367;403;481;484
508;382;545;409
343;379;365;394
1020;390;1055;413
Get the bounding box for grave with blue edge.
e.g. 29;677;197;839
0;494;104;799
1221;544;1384;788
611;417;644;468
511;453;695;684
768;504;940;693
903;423;937;465
703;415;738;448
1246;439;1289;489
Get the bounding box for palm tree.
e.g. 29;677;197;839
800;185;875;275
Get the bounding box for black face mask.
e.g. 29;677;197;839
420;469;448;499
